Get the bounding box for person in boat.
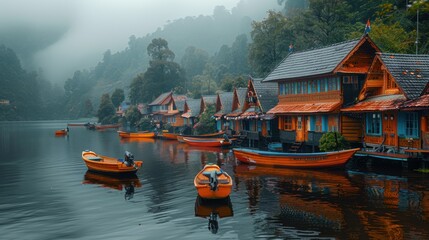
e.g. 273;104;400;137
124;151;135;167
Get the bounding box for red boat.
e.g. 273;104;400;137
233;148;360;168
55;129;68;136
182;137;233;147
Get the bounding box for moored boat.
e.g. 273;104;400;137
183;137;233;147
161;132;178;140
55;129;68;136
233;148;360;168
81;150;142;174
194;164;232;199
118;131;156;138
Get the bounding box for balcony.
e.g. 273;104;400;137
280;130;296;143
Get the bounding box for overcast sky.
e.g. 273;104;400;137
1;0;248;82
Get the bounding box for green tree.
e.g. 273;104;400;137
129;73;145;104
97;93;116;124
111;88;125;108
124;106;141;127
220;75;247;92
249;11;293;77
194;104;217;135
180;46;209;80
82;99;94;117
319;132;349;151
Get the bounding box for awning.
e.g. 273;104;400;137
267;101;341;114
401;94;429;110
341;94;406;112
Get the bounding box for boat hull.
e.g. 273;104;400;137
118;131;156;138
194;164;232;199
233;148;360;168
82;150;142;174
55;129;67;136
183;137;232;147
161;132;178;140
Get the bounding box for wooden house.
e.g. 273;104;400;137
148;91;187;128
342;53;429;152
214;91;234;132
224;87;248;134
264;36;380;150
239;77;278;143
181;99;201;134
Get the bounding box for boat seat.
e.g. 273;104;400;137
199;179;229;184
87;156;102;161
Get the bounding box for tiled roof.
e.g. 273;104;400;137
215;92;233;116
267;101;341;114
401;94;429;110
251;78;278;112
379;53;429;100
149;92;172;106
236;87;247;106
175;100;186;112
341;94;406;112
182;99;200;118
264;39;360;82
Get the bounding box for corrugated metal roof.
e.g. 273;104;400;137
267;101;341;114
215;91;233;116
341;94;406;112
182;99;200;118
264;39;360;82
175;100;186;112
236;87;247;106
379;53;429;100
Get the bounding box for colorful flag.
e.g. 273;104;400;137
364;19;371;34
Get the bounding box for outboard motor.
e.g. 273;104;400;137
124;151;135;167
209;171;219;191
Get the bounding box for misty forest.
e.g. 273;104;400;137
1;0;428;121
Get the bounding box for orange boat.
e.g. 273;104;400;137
194;164;233;199
183;137;233;147
118;131;156;138
161;132;178;140
95;124;121;130
55;129;68;136
233;148;360;168
81;150;142;174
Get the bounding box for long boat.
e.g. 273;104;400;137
117;131;156;138
194;164;233;199
81;150;142;174
177;131;225;143
233;148;360;168
182;137;233;147
161;132;178;140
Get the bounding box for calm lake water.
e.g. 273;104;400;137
1;121;429;240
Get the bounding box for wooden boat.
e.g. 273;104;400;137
177;131;225;143
55;129;68;136
118;131;156;138
161;132;178;140
233;148;360;168
95;123;121;130
194;164;232;199
183;137;233;147
81;150;142;174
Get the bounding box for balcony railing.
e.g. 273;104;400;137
280;130;296;143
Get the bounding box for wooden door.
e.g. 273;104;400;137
382;112;397;147
296;116;306;142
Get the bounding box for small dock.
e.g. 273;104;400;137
355;151;411;161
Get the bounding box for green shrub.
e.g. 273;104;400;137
319;132;349;152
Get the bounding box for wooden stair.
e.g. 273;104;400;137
288;142;303;153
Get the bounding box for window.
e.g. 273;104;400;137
297;116;302;130
406;113;419;138
367;113;382;135
284;116;293;130
315;115;322;132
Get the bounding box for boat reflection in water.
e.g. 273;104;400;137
234;164;359;235
83;171;142;200
194;196;233;234
119;137;156;144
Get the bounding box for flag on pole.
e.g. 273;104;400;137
364;19;371;34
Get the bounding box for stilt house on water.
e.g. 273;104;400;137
342;53;429;154
263;35;381;152
237;77;278;147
